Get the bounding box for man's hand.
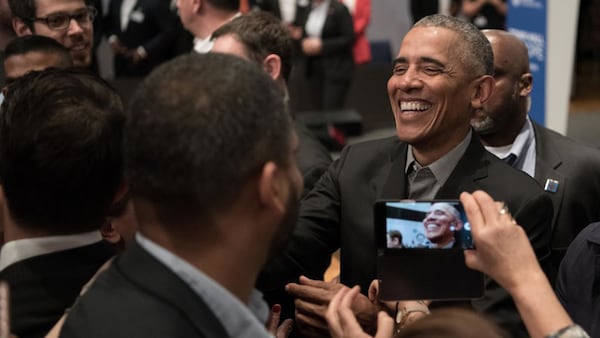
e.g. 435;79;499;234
266;304;294;338
109;38;127;55
286;276;378;337
301;37;323;56
326;286;394;338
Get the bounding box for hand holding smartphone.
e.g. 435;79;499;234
374;200;483;301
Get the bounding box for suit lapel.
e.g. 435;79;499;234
379;142;409;199
116;243;230;337
532;122;564;229
436;134;489;198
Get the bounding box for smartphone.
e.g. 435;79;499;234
374;200;483;301
375;199;474;251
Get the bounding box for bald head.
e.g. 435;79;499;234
471;30;533;147
484;29;530;75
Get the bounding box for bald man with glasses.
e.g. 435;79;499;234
9;0;96;67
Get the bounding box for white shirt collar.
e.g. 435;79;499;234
136;233;271;338
484;116;537;176
0;230;102;271
193;36;214;54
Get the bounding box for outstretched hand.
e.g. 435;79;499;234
286;276;378;337
266;304;294;338
326;286;394;338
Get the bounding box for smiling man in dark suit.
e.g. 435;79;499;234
472;29;600;268
259;14;553;338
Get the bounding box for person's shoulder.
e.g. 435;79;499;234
574;222;600;246
535;123;600;161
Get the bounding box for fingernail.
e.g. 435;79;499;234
272;304;281;313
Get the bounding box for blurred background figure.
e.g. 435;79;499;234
460;0;507;30
409;0;460;23
105;0;179;77
340;0;371;65
297;0;354;111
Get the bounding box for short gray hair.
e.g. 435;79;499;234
414;14;493;77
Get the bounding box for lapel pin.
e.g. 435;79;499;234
544;179;559;193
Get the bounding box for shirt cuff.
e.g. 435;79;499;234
136;46;148;59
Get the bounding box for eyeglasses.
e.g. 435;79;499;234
30;7;97;31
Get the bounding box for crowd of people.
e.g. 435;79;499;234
0;0;599;338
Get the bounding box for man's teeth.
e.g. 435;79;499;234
401;101;431;111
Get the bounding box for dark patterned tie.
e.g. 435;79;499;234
502;154;517;167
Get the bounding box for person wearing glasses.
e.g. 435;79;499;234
8;0;96;67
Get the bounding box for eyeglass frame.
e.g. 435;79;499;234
29;6;97;31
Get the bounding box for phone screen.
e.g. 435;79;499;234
380;200;474;250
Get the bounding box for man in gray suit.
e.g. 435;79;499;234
60;53;301;338
471;29;600;268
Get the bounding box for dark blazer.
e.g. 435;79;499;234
532;121;600;266
106;0;178;77
556;222;600;337
260;133;553;337
297;1;354;81
60;242;229;338
256;0;309;21
294;120;332;197
0;241;114;338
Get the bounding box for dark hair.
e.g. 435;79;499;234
126;53;290;221
398;308;509;338
206;0;239;12
4;35;73;65
8;0;92;30
0;68;125;234
212;11;293;82
414;14;493;77
389;230;402;240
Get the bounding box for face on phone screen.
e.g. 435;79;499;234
383;201;474;250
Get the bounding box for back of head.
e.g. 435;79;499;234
4;35;73;69
7;0;35;26
212;11;293;81
414;14;493;77
206;0;239;12
126;53;290;223
398;308;509;338
0;68;125;235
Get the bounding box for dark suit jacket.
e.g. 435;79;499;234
106;0;178;76
60;242;229;338
532;122;600;267
294;120;332;197
296;1;354;81
260;133;553;337
0;241;114;338
256;0;308;21
556;222;600;337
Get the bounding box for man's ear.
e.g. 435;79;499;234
470;75;494;109
262;54;282;81
518;73;533;97
453;220;464;232
100;220;122;244
257;161;286;215
193;0;203;13
12;18;33;36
